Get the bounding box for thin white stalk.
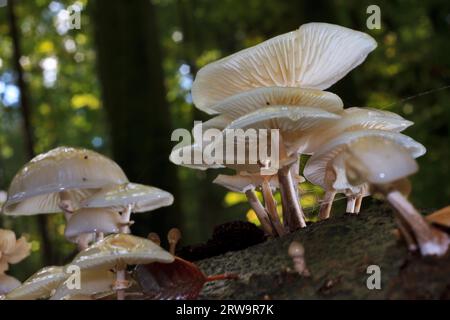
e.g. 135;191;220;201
120;204;133;233
346;195;356;213
278;165;306;230
394;217;418;252
319;190;336;220
59;191;75;221
354;195;363;214
116;266;127;300
386;190;449;256
245;189;274;236
261;178;285;236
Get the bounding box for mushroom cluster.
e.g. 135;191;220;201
1;147;174;250
0;147;176;299
2;234;175;300
170;22;449;256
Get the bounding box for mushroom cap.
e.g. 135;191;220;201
64;208;124;242
304;130;426;189
169;142;225;171
208;87;343;116
4;266;66;300
192;22;376;113
288;241;305;257
213;173;304;193
225;106;340;155
0;274;21;295
303;107;414;154
426;206;450;229
345;136;420;185
339;107;413;131
50;268;116;300
81;183;174;213
71;234;174;270
3;146;129;216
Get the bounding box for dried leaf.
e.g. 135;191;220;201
134;257;207;300
426;206;450;228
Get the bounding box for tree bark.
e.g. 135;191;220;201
90;0;180;235
197;205;450;299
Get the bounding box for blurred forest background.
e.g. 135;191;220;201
0;0;449;279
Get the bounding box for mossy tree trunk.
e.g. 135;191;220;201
197;205;450;299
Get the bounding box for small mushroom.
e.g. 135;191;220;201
70;234;174;300
192;23;376;113
2;146;128;220
288;241;310;277
4;266;66;300
147;232;161;246
167;228;181;255
81;183;174;232
64;208;131;250
50;268;116;300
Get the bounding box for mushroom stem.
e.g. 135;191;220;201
385;190;449;256
318;190;336;220
58;191;75;220
115;267;127;300
261;178;285;236
346;195;356;213
76;234;90;251
394;217;418;252
120;204;133;233
95;232;104;242
245;189;274;236
278;165;306;230
354;195;363;214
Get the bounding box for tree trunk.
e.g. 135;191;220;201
90;0;180;235
197;205;450;299
7;0;53;266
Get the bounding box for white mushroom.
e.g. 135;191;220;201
50;268;116;300
300;107;414;214
207;86;344;116
192;22;376;113
70;234;174;300
80;183;174;232
2;146;128;220
4;266;66;300
304;130;425;219
305;129;448;256
64;208;131;250
211;106;340;230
